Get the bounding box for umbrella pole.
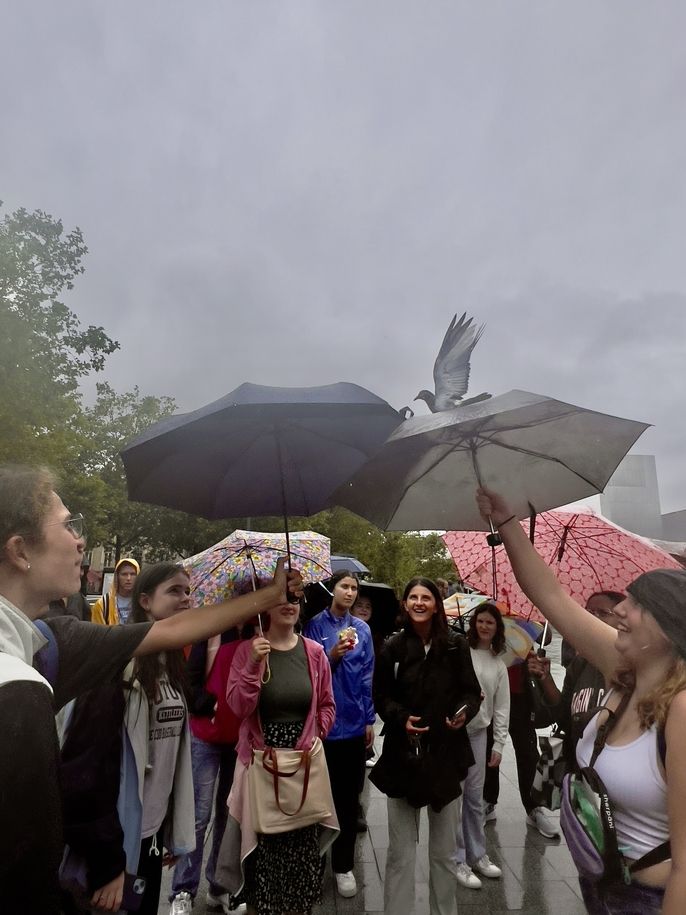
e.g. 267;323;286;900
274;429;292;571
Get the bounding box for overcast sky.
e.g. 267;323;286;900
3;3;686;511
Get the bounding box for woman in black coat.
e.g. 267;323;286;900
370;577;482;915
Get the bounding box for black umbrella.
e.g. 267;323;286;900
330;555;370;576
121;382;400;550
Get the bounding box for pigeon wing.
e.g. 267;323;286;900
432;312;485;409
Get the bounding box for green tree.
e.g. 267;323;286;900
0;202;118;467
81;383;232;561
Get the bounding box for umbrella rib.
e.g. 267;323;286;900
389;430;601;519
466;436;602;489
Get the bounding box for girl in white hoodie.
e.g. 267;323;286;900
454;602;510;890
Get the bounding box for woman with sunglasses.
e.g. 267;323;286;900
0;465;303;915
476;486;686;915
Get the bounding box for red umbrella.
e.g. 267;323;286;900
443;509;683;618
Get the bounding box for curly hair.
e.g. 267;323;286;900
467;601;506;655
613;656;686;730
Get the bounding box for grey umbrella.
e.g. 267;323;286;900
331;389;649;532
121;381;400;523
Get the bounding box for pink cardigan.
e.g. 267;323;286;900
217;636;339;894
226;635;336;766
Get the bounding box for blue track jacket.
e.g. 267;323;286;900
304;607;375;740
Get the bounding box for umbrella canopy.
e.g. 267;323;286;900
330;555;370;575
121;381;400;520
184;529;332;607
332;389;648;532
443;509;683;617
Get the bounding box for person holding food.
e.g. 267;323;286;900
304;570;375;899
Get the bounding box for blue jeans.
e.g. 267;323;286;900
579;876;665;914
172;735;237;898
455;726;488;865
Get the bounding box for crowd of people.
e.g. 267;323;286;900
1;463;685;915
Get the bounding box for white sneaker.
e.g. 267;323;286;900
170;892;192;915
526;806;560;839
484;802;497;823
455;862;482;889
473;854;502;879
335;871;357;897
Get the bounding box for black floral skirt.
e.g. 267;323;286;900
243;721;325;915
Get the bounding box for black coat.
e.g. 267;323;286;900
369;627;482;811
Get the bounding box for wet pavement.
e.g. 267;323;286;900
161;635;586;913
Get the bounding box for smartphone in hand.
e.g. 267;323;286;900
450;703;468;724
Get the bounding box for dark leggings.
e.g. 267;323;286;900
483;693;538;813
136;829;165;915
324;736;366;873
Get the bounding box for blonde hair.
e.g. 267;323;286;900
612;656;686;729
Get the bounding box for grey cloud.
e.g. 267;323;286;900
2;1;686;511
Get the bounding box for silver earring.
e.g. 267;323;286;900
26;563;31;571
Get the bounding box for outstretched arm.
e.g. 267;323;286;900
476;488;619;682
134;559;301;655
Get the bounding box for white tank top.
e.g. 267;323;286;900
576;695;669;860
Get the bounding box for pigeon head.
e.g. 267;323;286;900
414;390;436;411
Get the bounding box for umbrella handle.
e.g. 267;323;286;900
257;614;272;683
486;515;502;548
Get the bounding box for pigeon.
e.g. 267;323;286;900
414;312;491;412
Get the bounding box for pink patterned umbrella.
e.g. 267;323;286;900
443;509;683;619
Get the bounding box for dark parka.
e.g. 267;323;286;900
370;627;482;811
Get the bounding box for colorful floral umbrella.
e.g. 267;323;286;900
443;508;683;618
184;529;332;607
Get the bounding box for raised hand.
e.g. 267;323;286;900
475;486;515;527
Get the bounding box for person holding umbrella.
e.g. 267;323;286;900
304;570;376;899
0;464;304;915
475;487;686;914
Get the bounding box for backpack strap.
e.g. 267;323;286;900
34;619;59;687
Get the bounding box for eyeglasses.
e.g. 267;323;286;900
47;513;85;540
588;607;617;621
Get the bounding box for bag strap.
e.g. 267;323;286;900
262;748;312;817
590;690;631;767
630;840;671;873
34;619;59;687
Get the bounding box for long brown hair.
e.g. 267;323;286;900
128;563;189;703
467;601;506;655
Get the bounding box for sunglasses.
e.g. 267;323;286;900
47;513;85;540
